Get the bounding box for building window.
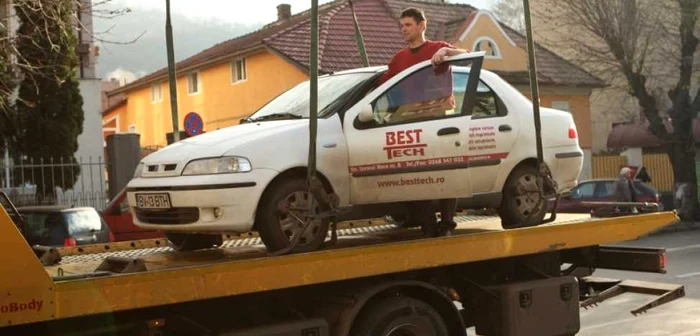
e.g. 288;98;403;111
150;83;162;103
552;101;570;112
232;58;247;83
472;37;501;59
128;125;136;133
188;72;200;95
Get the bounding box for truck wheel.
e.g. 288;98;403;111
257;177;330;253
350;296;449;336
165;232;223;252
498;164;548;229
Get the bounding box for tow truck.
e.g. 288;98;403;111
0;195;687;335
0;1;687;334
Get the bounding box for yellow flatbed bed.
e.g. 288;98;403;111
0;206;681;333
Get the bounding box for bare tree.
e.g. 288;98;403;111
536;0;699;218
493;0;525;33
0;0;137;154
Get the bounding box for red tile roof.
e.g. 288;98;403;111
109;0;604;96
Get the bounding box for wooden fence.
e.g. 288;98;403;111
591;153;675;192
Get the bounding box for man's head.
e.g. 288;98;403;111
620;167;633;180
400;7;426;44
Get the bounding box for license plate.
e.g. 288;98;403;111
136;193;172;209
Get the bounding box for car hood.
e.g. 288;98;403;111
142;120;308;164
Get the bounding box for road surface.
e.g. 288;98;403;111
577;224;700;336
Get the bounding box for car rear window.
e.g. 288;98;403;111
62;209;103;235
22;212;50;237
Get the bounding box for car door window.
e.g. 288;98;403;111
453;75;507;119
597;182;616;197
360;57;483;128
571;183;595;199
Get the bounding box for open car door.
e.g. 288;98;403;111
343;53;486;205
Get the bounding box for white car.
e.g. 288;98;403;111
126;53;583;253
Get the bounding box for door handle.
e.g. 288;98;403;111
499;124;512;132
437;127;460;136
323;143;337;148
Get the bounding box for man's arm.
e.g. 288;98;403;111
432;44;470;66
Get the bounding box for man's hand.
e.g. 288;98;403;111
431;48;448;66
432;47;471;66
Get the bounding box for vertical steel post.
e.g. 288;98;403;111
349;0;370;67
308;0;319;182
166;0;180;142
522;0;543;164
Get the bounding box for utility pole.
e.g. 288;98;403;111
165;0;180;142
349;0;369;67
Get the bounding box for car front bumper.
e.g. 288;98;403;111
126;168;278;233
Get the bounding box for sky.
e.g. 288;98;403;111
116;0;496;25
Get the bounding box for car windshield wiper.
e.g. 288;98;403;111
252;113;305;121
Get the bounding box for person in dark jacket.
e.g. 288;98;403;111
614;167;638;212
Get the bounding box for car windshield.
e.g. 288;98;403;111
63;209;103;235
248;72;375;120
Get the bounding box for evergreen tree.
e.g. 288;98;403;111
14;0;84;197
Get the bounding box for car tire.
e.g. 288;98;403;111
498;164;548;229
165;232;223;252
350;296;450;336
256;177;330;253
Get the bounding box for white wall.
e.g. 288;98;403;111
70;78;105;206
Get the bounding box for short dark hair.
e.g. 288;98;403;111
400;7;426;23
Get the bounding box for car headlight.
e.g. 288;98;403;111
133;163;144;178
182;156;252;176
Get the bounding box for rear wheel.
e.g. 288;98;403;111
498;164;548;229
165;232;223;251
350;296;449;336
256;177;330;253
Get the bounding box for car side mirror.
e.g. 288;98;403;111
358;104;375;123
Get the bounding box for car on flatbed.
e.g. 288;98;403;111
126;53;584;253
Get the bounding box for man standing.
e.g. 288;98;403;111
379;8;469;84
381;7;469;236
615;167;638;213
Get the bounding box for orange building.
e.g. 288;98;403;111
104;0;604;179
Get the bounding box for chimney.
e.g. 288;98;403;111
277;4;291;21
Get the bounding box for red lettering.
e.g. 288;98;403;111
10;303;17;312
413;148;425;157
414;129;422;143
386;132;396;146
405;130;414;143
397;131;406;144
1;306;7;313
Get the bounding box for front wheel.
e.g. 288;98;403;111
350;296;450;336
256;177;330;253
498;164;548;229
165;232;223;251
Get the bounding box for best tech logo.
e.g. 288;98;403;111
0;300;44;314
384;129;427;160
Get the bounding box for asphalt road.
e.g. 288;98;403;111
577;225;700;336
465;224;700;336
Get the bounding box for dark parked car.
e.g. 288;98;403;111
552;179;661;213
16;206;114;247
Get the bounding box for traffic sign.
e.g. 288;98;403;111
184;112;203;137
